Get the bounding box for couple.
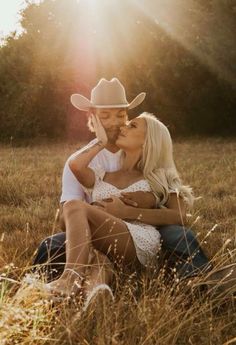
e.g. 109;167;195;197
34;78;224;305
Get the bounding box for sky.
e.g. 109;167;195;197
0;0;27;38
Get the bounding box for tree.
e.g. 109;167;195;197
0;0;235;141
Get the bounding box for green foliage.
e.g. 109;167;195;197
0;0;235;141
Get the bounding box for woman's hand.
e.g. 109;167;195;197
90;114;108;146
93;196;128;219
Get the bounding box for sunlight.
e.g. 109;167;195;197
79;0;107;9
130;0;235;86
0;0;41;39
74;0;130;71
0;0;25;37
83;0;100;5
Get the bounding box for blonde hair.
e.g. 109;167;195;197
137;112;194;207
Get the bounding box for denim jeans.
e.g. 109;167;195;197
158;225;212;278
32;225;211;282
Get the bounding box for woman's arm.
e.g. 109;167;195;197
98;193;187;226
69;114;108;188
69;140;105;188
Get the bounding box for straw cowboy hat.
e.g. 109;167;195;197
71;78;146;111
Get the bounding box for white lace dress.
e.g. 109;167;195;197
86;166;161;267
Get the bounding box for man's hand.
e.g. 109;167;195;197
94;196;128;219
120;191;156;209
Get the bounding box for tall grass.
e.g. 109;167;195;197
0;139;235;344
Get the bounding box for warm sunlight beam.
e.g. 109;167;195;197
130;0;236;87
72;0;136;76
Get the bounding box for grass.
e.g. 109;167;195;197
0;138;235;345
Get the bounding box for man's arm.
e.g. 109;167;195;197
98;193;187;226
120;191;157;209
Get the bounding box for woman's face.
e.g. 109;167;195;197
116;117;147;151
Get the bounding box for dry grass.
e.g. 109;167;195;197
0;138;236;345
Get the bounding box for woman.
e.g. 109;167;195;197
47;112;193;303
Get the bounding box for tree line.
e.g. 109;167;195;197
0;0;235;142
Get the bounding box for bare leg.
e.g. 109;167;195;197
46;200;91;296
84;249;114;296
47;200;138;295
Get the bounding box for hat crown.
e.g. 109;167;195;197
91;78;128;107
70;77;146;111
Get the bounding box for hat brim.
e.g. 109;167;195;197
128;92;146;110
71;92;146;112
70;94;92;111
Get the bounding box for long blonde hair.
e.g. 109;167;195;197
137;112;194;207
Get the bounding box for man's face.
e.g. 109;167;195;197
94;108;128;144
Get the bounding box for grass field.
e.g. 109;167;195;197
0;138;236;344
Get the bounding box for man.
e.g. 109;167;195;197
33;78;212;284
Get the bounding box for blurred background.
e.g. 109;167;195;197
0;0;235;142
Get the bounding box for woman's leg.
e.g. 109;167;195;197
48;200;138;295
84;249;114;296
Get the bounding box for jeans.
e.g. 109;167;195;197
32;225;211;282
159;225;212;278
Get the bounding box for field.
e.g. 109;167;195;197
0;138;236;345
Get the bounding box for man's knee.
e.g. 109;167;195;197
160;225;195;243
33;232;66;265
159;225;198;255
159;225;211;278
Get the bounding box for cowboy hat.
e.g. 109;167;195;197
71;78;146;111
